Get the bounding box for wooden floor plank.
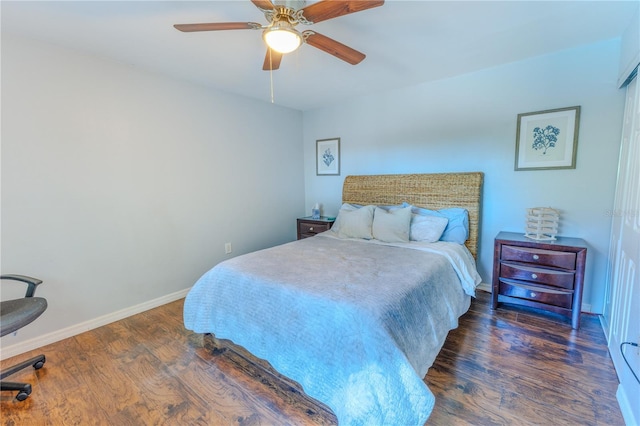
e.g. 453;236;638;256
1;292;624;425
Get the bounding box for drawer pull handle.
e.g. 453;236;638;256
309;227;314;231
531;273;538;279
533;254;540;260
530;292;537;298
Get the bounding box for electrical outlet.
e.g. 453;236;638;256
225;243;232;254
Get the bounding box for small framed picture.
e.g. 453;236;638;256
316;138;340;176
515;106;580;171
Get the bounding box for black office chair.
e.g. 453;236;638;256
1;274;47;401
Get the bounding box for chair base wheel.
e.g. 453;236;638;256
1;381;32;401
16;391;30;401
33;357;46;370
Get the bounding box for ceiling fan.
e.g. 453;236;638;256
174;0;384;71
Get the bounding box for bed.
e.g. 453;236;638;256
184;172;483;425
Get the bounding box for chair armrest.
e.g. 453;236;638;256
0;274;44;297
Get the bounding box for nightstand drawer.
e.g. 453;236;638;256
297;217;335;240
502;245;576;270
499;279;573;309
299;221;331;235
500;262;575;290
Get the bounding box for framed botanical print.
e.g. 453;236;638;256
515;106;580;171
316;138;340;176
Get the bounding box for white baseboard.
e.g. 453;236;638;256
476;282;491;293
0;288;191;360
617;383;639;426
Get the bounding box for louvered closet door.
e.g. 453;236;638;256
605;73;640;422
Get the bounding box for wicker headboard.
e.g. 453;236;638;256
342;172;484;258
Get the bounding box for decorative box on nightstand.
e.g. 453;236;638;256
491;231;587;329
297;217;335;240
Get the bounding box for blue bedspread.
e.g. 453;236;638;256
184;234;480;425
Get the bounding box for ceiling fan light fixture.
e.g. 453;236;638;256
263;23;302;54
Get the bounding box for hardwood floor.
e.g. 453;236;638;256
0;291;624;425
426;292;624;425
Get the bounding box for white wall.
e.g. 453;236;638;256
303;39;626;314
618;6;639;87
1;35;303;354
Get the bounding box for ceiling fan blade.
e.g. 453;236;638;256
300;0;384;24
251;0;275;11
174;22;262;32
263;49;283;71
303;31;365;65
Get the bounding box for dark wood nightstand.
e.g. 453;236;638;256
491;231;587;329
297;217;335;240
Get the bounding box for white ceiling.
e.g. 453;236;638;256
1;1;637;111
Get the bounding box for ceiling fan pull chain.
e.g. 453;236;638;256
269;49;275;103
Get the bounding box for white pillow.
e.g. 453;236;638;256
330;203;356;231
403;202;469;244
372;206;412;243
410;214;449;242
333;205;375;239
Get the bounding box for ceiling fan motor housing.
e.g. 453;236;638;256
263;8;303;54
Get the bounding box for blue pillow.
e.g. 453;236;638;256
402;202;469;244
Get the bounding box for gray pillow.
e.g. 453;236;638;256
333;205;375;239
372;206;412;243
